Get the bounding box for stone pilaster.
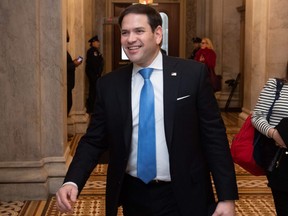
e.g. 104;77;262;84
0;0;68;200
242;0;288;116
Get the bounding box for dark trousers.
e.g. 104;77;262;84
268;154;288;216
67;89;72;116
120;174;181;216
271;188;288;216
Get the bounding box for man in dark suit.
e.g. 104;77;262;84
56;4;238;216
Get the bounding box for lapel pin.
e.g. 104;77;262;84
171;72;177;76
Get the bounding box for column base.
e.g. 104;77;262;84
0;155;71;201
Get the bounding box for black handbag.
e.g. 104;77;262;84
253;79;285;173
255;135;284;172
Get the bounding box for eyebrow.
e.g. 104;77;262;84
121;27;146;31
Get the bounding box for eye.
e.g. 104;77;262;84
136;29;145;34
121;31;129;36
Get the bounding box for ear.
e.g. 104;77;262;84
154;25;163;46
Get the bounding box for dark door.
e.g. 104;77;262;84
113;3;180;70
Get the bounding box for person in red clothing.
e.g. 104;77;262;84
194;37;216;71
194;37;221;92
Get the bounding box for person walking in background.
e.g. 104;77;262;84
188;37;201;59
56;4;238;216
252;76;288;216
67;31;82;116
85;35;104;114
194;37;216;72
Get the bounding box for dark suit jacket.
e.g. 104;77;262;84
67;51;76;91
64;54;238;216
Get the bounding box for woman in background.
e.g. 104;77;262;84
252;76;288;215
194;37;216;72
195;37;221;92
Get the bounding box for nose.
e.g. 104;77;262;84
127;32;137;43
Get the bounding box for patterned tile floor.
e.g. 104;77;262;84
0;112;277;215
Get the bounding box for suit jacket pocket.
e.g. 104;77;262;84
176;95;191;101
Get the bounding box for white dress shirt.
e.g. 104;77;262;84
126;51;171;181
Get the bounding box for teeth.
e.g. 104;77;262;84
128;46;140;50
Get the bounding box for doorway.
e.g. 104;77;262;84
112;3;180;70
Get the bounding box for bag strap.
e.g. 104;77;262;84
253;78;285;168
266;78;284;122
265;79;285;172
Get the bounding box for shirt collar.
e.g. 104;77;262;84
132;50;163;75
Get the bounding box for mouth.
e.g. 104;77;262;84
127;45;142;51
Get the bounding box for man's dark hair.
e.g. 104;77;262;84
118;4;162;32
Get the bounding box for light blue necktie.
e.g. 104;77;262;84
137;68;156;184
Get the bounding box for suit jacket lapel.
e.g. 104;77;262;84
115;64;133;152
163;55;180;148
117;57;180;151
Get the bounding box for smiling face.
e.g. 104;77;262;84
120;13;162;67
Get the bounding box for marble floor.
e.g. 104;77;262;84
0;112;277;215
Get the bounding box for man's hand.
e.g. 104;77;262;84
56;184;78;213
212;200;235;216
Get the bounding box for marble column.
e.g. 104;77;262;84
0;1;68;200
67;0;89;135
241;0;288;117
194;0;242;108
209;0;242;108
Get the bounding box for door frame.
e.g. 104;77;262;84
103;0;186;73
112;3;180;70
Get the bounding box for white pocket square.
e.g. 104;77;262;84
171;72;177;76
177;95;191;101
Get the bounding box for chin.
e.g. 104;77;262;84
128;56;141;64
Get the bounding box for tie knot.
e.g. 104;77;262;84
139;68;153;79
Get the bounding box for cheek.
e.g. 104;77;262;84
120;36;126;45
